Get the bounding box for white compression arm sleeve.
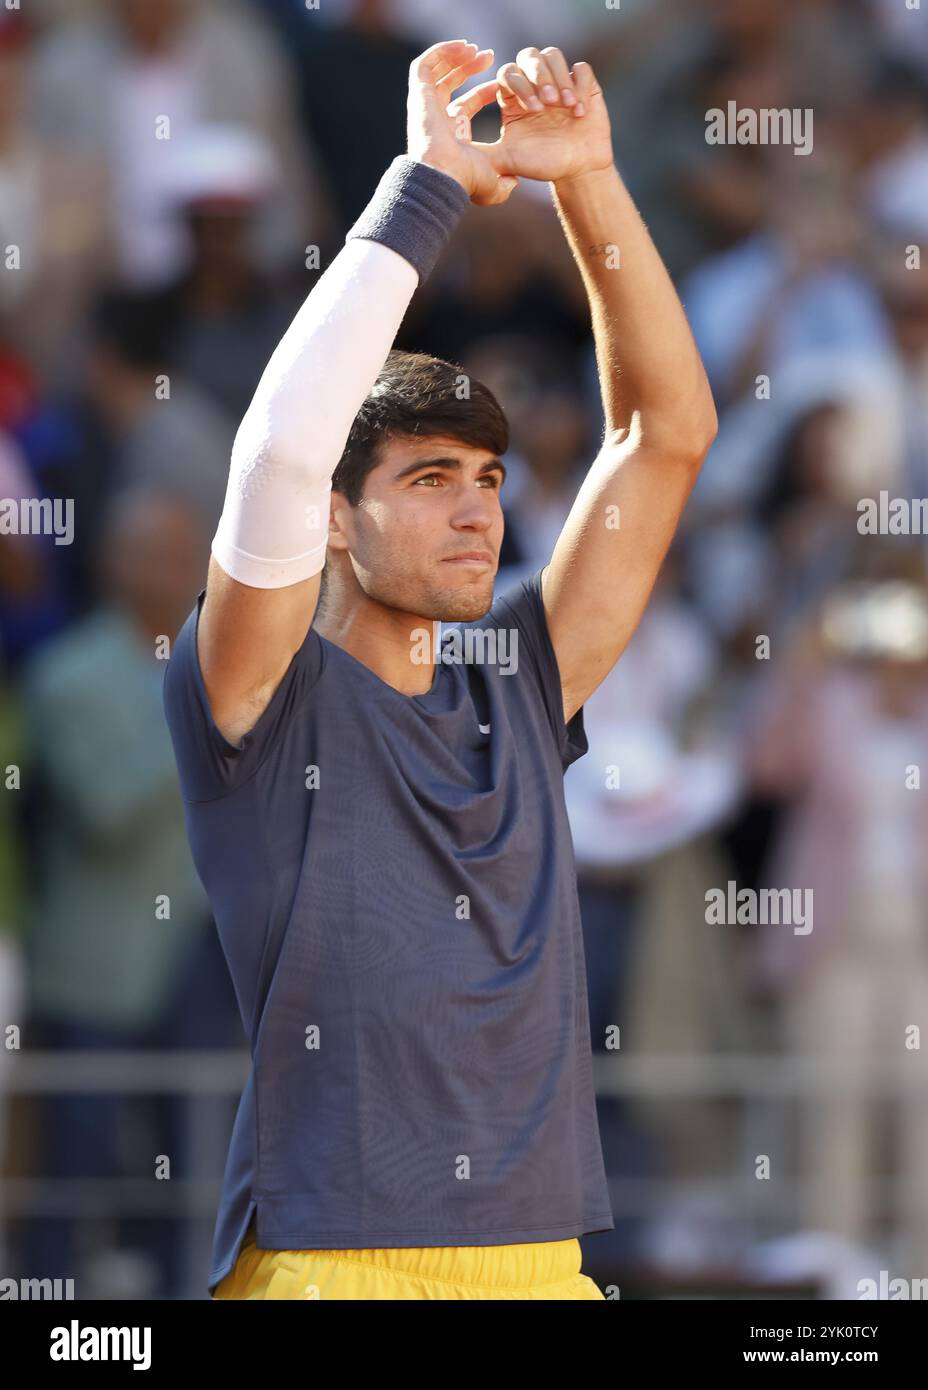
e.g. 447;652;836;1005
210;156;470;589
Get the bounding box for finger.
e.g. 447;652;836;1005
412;40;477;89
514;46;559;105
438;46;495;96
497;62;544;113
539;46;577;107
430;42;478;85
571;60;597;102
447;79;504;122
569;59;598;118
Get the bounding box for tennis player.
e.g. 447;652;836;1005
163;39;717;1300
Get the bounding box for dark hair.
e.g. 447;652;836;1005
331;349;509;506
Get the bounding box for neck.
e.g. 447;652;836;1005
314;597;441;697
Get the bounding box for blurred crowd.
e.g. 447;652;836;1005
1;0;927;1299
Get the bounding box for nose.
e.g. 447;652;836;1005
448;486;498;534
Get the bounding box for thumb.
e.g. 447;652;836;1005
472;137;517;181
485;175;518;206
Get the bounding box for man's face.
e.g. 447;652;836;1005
329;433;506;622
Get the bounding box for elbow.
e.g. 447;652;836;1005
686;376;720;460
231;404;305;488
673;392;719;472
641;375;720;471
691;401;719;465
608;389;720;472
650;404;718;473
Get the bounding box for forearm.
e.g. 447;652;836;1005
551;164;717;454
211;156;469;589
212;239;416;587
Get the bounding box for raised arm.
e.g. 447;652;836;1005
544;148;718;722
455;47;719;722
198;40;517;744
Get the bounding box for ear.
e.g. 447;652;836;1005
326;489;352;554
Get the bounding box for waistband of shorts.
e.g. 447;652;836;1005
240;1221;583;1287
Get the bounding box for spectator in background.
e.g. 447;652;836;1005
18;486;241;1298
871;256;928;500
647;41;791;276
598;0;787;281
601;0;874;282
0;436;32;1272
0;663;26;1276
868;0;928;77
0;432;47;624
2;287;235;642
682;154;891;407
149;124;301;424
853;55;928;236
748;552;928;1274
564;553;746;1266
758;401;863;625
84;289;234;538
29;0;333;301
0;11;109;378
278;0;424;232
408;192;591;382
0;424;73;674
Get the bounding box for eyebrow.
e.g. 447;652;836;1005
391;455;507;485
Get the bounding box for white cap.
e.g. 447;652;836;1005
163;124;279;210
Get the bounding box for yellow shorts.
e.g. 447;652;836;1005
213;1218;605;1300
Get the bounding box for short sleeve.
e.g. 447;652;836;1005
162;588;325;802
486;566;589;772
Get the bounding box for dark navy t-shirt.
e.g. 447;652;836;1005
162;565;614;1293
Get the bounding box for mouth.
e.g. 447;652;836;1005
442;552;494;566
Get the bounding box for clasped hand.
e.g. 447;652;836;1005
407;41;615;206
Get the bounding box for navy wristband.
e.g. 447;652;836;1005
345;155;470;283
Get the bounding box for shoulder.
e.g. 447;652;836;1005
163;589;326;803
483;564;546;631
479;566;588;771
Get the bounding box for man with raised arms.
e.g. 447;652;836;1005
164;38;717;1300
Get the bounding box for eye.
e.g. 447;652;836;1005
411;472;502;488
